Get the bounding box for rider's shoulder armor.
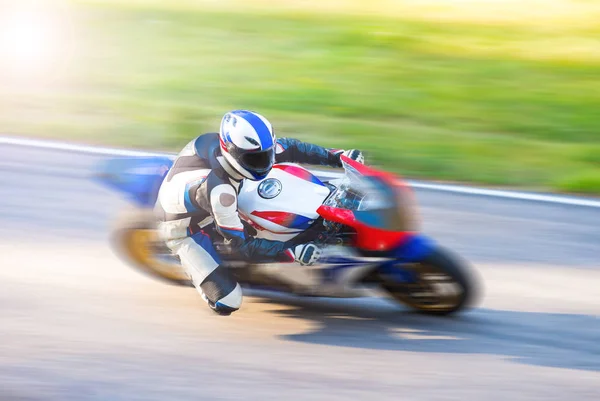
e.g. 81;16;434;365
194;166;235;212
165;133;220;182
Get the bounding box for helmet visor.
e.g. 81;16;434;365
239;147;275;174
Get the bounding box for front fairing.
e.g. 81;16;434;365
318;156;420;252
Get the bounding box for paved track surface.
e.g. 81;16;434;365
1;145;599;401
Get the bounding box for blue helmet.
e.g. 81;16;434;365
219;110;276;180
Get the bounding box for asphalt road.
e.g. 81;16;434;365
1;144;599;401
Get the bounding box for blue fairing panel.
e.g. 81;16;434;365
94;156;173;207
376;235;437;284
393;234;436;263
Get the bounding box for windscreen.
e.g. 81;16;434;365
325;160;417;231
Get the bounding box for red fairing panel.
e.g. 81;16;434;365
317;205;412;252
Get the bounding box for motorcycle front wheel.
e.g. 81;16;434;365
380;247;479;315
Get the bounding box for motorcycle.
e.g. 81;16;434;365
96;154;478;315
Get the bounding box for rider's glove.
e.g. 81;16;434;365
341;149;365;164
289;243;322;266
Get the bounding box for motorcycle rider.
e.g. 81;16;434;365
155;110;364;315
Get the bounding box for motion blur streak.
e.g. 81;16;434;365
1;144;599;400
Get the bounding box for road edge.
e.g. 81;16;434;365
2;135;599;208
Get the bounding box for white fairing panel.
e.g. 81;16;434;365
238;163;331;241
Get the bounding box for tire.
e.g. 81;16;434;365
381;247;479;315
110;206;191;286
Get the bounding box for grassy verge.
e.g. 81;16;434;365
1;0;599;193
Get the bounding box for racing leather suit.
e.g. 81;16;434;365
155;133;345;313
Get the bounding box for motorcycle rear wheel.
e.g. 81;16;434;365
381;247;478;315
111;207;191;286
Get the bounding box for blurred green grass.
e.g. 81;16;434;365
2;0;599;193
